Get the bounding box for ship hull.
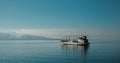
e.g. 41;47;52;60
61;42;89;46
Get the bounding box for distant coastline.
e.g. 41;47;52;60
0;32;57;40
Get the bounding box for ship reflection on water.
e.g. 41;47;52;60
61;45;89;63
61;45;89;56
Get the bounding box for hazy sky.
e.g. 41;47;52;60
0;0;120;41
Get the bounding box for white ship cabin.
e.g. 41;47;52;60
78;36;88;43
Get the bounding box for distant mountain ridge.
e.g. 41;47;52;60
0;32;52;40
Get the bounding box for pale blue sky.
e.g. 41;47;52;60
0;0;120;41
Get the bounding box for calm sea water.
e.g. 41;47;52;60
0;40;120;63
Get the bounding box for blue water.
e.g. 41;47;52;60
0;40;120;63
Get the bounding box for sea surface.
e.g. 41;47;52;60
0;40;120;63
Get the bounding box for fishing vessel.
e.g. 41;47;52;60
61;35;89;46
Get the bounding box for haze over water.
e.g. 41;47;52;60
0;40;120;63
